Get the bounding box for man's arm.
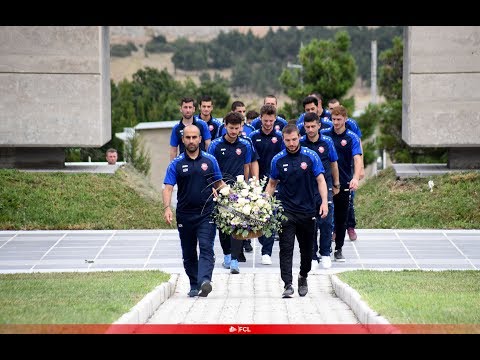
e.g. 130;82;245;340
204;139;211;151
250;160;259;179
358;139;365;180
243;163;250;181
265;178;279;197
330;161;340;195
350;154;363;191
316;173;328;218
162;184;174;225
169;146;178;162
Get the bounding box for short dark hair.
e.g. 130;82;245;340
231;100;245;111
180;97;195;106
246;110;259;121
328;98;339;105
282;124;300;136
223;111;244;126
199;95;213;105
260;104;276;117
303;112;319;124
303;96;318;108
309;92;323;103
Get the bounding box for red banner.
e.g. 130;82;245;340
1;324;479;334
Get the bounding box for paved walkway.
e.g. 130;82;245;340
1;229;479;333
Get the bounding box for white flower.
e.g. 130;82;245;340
236;175;245;183
242;204;252;215
428;180;434;192
240;188;250;198
219;185;231;196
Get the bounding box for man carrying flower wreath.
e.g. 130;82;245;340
208;111;256;274
266;124;329;298
163;125;226;298
248;103;285;265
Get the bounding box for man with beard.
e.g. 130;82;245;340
169;97;212;161
266;124;328;298
163;125;225;298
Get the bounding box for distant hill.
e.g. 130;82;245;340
110;26;297;45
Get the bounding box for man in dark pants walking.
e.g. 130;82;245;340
208;111;255;274
266;124;328;298
163;125;225;298
300;112;340;269
323;106;363;263
249;104;285;265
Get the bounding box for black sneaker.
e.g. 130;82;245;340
298;275;308;297
244;240;253;253
198;280;212;297
334;249;346;262
282;284;294;298
238;251;247;262
187;289;199;297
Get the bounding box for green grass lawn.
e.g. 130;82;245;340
356;168;480;229
0;271;169;324
337;270;480;324
0;165;173;230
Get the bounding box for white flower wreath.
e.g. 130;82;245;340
213;175;286;239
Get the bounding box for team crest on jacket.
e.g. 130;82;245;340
341;139;347;146
201;163;208;171
209;125;214;131
318;146;325;153
271;137;278;143
236;148;242;155
275;125;280;131
300;162;308;170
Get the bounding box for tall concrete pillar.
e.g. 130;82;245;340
403;26;480;169
0;26;111;168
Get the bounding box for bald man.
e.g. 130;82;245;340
163;125;225;297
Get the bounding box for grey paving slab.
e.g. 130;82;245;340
1;229;479;272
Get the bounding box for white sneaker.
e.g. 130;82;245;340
261;254;272;265
311;259;319;270
321;255;332;269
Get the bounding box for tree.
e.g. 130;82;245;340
379;36;403;101
279;30;357;118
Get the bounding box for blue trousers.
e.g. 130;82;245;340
258;233;275;256
313;200;334;259
176;211;216;290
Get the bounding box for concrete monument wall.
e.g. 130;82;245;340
403;26;480;168
0;26;111;168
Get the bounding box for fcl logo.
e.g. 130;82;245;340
271;137;278;143
318;146;325;153
201;163;208;171
300;162;308;170
209;125;214;131
236;148;242;155
341;139;347;146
